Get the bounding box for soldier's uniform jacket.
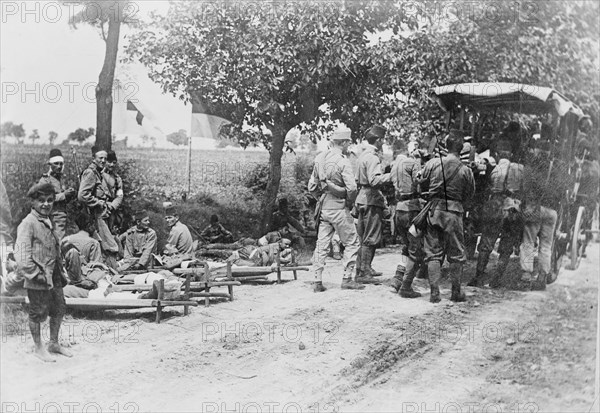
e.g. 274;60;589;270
420;154;475;213
488;159;524;196
308;147;356;210
15;210;68;290
78;163;108;211
166;221;194;255
355;143;391;207
390;153;421;212
102;170;124;210
39;172;69;213
61;231;102;266
124;227;157;268
201;223;232;241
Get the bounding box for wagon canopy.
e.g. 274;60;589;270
432;83;584;118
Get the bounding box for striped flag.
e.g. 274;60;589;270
190;93;232;139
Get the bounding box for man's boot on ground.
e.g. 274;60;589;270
428;261;441;303
468;252;489;287
365;246;383;277
341;263;365;290
391;264;405;292
313;268;326;292
489;255;510;289
449;263;466;302
399;258;421;298
355;247;381;284
530;271;547;291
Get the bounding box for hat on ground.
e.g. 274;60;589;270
107;150;117;162
48;148;64;164
331;128;352;141
365;125;387;142
27;182;55;199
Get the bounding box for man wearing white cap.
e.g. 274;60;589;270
308;127;364;292
39;149;77;240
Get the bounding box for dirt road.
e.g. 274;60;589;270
1;246;598;413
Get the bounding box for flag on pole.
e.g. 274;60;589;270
190;93;232;139
113;97;167;141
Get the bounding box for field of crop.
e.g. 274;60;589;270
0;143;315;242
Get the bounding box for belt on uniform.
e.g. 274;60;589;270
396;193;419;201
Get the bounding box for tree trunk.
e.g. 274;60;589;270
95;15;121;151
259;127;287;234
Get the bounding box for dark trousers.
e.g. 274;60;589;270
356;205;384;246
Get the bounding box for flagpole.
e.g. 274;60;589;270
187;133;192;199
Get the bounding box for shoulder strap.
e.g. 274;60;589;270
502;162;511;192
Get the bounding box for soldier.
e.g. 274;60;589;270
520;140;565;290
468;140;524;288
78;146;119;269
102;150;124;233
201;214;234;244
355;125;391;282
161;205;194;269
308;128;365;292
16;182;72;361
389;139;423;297
420;130;475;303
39;149;77;240
270;198;306;251
120;210;158;271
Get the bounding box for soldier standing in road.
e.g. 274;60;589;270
420;130;475;303
468;140;524;288
78;146;119;269
389;139;424;298
39;149;77;240
308;128;365;292
355;125;391;283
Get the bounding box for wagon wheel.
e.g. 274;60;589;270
547;209;566;284
566;206;586;271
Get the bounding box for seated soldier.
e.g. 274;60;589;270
200;214;234;244
160;205;195;269
119;210;157;271
227;238;293;268
62;212;103;289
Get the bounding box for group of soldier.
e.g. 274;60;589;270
308;120;599;303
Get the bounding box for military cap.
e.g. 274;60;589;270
331;128;352;141
27;182;55;199
107;150;117;162
91;145;107;156
134;210;150;220
365;125;387;140
48;148;64;163
164;204;179;217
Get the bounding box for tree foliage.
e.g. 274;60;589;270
166;129;188;146
0;122;26;144
28;129;40;144
68;127;95;144
48;131;58;146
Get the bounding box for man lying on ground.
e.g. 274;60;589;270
227;238;293;268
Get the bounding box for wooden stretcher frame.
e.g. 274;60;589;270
0;278;199;324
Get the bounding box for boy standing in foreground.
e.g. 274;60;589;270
16;182;72;362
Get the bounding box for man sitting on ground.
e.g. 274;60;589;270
200;214;234;244
119;211;157;271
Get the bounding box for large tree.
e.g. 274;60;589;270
70;0;137;150
0;122;26;144
126;1;419;231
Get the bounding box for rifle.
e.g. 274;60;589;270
70;146;82;185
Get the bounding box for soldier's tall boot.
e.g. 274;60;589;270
391;264;405;292
530;270;547;291
489;254;510;289
341;262;365;290
468;252;489;287
366;245;383;277
313;268;326;292
428;260;441;303
355;247;380;284
449;263;466;302
399;258;421;298
355;246;363;278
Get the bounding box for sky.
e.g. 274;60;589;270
0;1;201;147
